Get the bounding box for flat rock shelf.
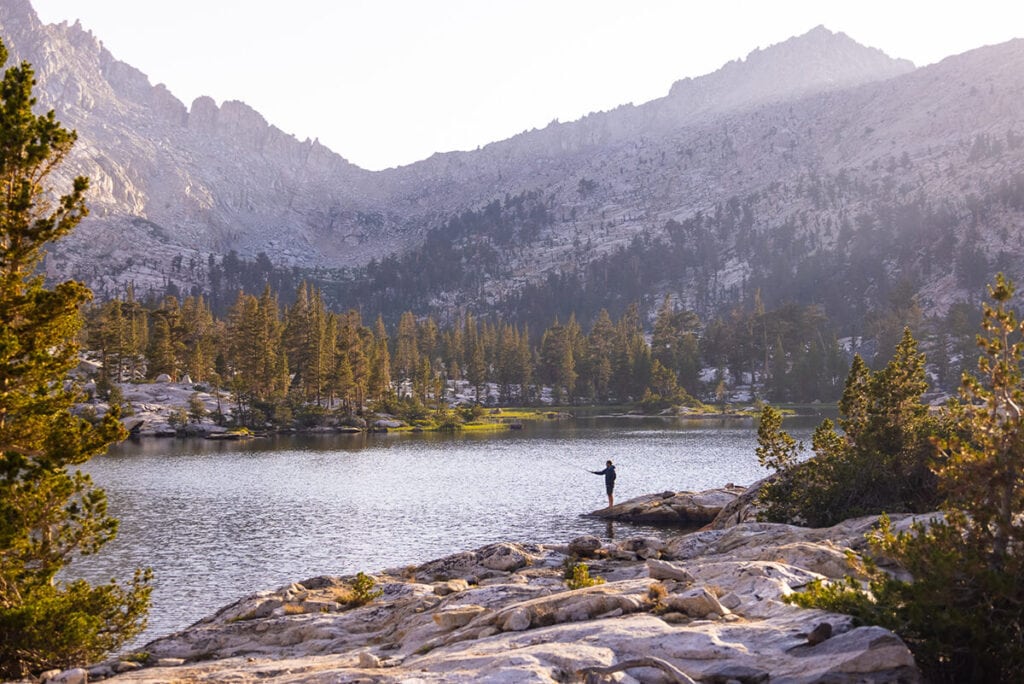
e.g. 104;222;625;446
72;487;928;684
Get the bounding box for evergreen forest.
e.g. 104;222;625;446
86;264;988;429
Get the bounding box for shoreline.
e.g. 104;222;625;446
62;485;924;683
93;379;778;440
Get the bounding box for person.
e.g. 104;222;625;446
592;460;616;508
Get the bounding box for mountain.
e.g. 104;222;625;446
2;0;1023;333
0;0;381;290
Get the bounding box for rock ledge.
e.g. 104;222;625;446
77;504;925;683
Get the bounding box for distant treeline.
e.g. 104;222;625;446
86;266;985;430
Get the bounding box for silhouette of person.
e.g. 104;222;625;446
592;459;616;508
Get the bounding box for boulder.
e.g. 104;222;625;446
434;578;470;596
357;651;381;668
502;607;531;632
478;542;535;571
618;536;665;559
567;535;603;557
589;486;747;525
706;478;768;528
646;558;695;583
413;543;541;582
434;605;487;630
663;586;728;618
43;669;88;684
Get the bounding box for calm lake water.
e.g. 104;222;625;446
68;414;823;646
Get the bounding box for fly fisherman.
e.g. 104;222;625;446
592;460;616;508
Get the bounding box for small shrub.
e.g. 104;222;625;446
435;411;464;431
187;392;207;423
706;584;726;598
561;556;579;579
396;397;430;423
166;407;189;430
108;384;133;416
648;582;669;612
565;563;605;590
0;571;152;678
348;572;383;606
459;404;485;422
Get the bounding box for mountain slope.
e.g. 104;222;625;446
3;0;1023;331
331;38;1024;328
2;3;910;285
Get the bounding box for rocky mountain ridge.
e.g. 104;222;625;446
2;0;1023;326
331;37;1024;327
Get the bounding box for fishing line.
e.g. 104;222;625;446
551;454;592;472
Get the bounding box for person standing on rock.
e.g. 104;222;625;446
592;460;616;508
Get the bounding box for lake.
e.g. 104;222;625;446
68;413;824;646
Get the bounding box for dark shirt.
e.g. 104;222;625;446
593;465;616;487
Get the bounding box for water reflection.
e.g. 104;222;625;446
69;415;821;646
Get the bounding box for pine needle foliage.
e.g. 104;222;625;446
0;41;150;678
348;572;383;606
565;562;605;590
790;275;1024;682
756;328;943;527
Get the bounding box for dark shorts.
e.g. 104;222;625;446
606;480;615;495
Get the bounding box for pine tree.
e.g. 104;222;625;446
225;291;261;422
757;328;940;526
393;311;420;387
368;315;392;403
463;314;486;402
586;309;615;402
540;318;576;405
790;276;1024;681
651;296;701;394
0;41;150;677
339;311;369;412
146;296;182;380
121;285;148;382
179;294;217;383
515;324;533;404
284;283;330;405
256;285;289;407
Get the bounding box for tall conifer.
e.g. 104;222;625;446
0;41;150;677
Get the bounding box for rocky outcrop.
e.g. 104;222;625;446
81;513;924;683
588;485;749;525
705;478;769;528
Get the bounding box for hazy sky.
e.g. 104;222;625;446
31;1;1024;170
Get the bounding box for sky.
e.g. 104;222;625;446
30;0;1024;171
